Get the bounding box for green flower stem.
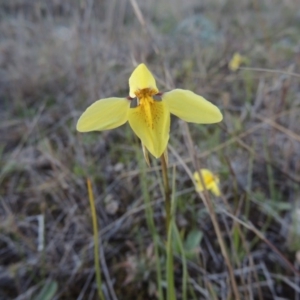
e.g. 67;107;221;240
138;150;164;300
160;154;176;298
166;165;176;300
173;224;187;300
87;179;105;300
160;154;171;233
166;220;175;300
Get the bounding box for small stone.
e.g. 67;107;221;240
104;194;119;215
114;163;124;172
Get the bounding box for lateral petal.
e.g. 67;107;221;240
128;101;170;158
162;89;223;124
129;64;158;98
76;98;130;132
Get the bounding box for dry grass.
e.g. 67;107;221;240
1;0;300;299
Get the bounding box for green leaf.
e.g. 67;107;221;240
271;202;292;211
184;229;203;252
33;280;58;300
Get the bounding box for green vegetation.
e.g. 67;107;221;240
1;0;300;299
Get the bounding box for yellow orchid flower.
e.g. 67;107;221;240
77;64;222;158
193;169;221;196
228;52;249;71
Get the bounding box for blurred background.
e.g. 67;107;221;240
1;0;300;299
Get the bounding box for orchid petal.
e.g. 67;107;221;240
128;101;170;158
129;64;158;98
77;98;129;132
162;89;223;124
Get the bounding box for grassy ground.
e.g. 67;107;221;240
1;0;300;299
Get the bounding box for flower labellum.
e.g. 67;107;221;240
77;64;223;158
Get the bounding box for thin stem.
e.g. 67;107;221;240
173;224;187;300
166;166;176;300
138;151;164;300
199;191;240;300
87;179;105;300
166;220;175;300
160;154;171;233
181;122;240;300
